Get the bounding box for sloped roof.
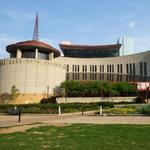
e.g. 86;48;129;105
59;43;121;52
6;40;60;56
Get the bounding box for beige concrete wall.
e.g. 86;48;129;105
0;94;46;104
54;51;150;76
56;97;136;103
0;58;66;103
0;51;149;104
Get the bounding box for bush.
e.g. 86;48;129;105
40;96;57;104
60;81;137;97
136;105;150;115
135;96;146;103
103;107;137;115
0;101;138;114
0;102;116;114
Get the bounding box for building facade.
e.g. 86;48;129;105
0;39;150;104
0;13;150;104
118;37;134;56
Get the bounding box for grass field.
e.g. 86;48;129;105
0;124;150;150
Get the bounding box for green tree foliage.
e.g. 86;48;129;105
9;85;20;100
111;82;137;96
0;85;20;101
60;81;137;97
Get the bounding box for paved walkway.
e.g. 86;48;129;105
0;114;150;134
45;115;150;124
0;114;150;128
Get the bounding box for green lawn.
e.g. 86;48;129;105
0;124;150;150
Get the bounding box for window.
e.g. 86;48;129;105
64;49;119;58
112;65;114;73
78;65;79;72
144;62;147;76
90;65;97;72
126;64;129;74
102;65;104;73
38;51;49;60
66;73;69;80
82;65;87;72
82;73;87;80
85;65;87;72
100;65;101;72
72;73;75;80
130;63;132;74
75;65;77;72
10;52;16;58
133;63;135;75
22;50;35;59
107;65;109;73
72;65;74;72
117;64;119;73
110;65;112;73
67;65;69;72
73;73;79;80
73;65;80;72
120;64;123;74
90;65;92;72
95;65;97;72
140;62;143;75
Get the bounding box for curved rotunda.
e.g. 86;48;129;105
6;40;60;60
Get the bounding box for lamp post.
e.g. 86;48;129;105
47;86;49;98
146;86;149;103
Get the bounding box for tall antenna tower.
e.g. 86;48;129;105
33;13;39;40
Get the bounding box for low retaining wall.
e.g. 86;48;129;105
0;94;46;104
56;97;136;103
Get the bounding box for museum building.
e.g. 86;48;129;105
0;15;150;104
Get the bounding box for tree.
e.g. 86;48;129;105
60;81;137;97
53;86;65;97
9;85;20;100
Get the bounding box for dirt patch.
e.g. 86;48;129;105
0;123;68;134
0;124;44;134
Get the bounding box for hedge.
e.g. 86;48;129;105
0;102;115;114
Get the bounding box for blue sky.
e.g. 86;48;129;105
0;0;150;58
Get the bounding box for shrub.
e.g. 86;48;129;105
10;85;20;100
136;105;150;115
0;102;138;114
60;81;137;97
135;96;146;103
103;107;137;115
40;96;57;104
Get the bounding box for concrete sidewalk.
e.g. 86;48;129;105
0;114;79;127
45;115;150;125
0;114;150;128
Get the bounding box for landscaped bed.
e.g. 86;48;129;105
96;104;150;115
0;124;150;150
0;102;115;114
0;102;149;115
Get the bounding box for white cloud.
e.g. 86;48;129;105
128;21;135;29
129;1;141;10
119;13;137;21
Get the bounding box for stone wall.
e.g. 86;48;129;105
0;58;66;103
54;51;150;76
0;94;46;104
56;97;136;103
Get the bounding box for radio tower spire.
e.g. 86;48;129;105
33;13;39;40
